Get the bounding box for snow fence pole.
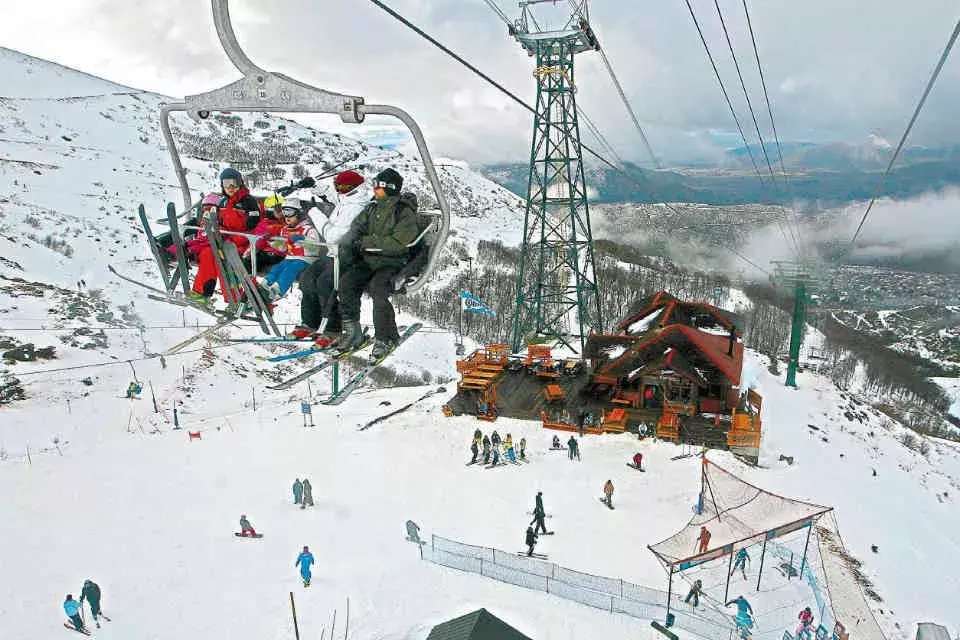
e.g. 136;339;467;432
289;592;300;640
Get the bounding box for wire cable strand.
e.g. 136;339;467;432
849;17;960;249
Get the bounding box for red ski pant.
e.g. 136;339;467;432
192;246;243;302
241;528;257;536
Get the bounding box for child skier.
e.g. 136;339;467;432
525;526;538;557
684;579;704;608
295;545;315;586
258;198;321;301
63;594;85;633
796;606;815;638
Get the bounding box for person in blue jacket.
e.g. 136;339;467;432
63;594;85;633
295;545;315;586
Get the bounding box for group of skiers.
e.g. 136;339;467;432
63;580;105;634
169;165;424;360
471;428;526;466
292;477;315;508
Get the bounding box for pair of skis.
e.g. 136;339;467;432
264;335;373;391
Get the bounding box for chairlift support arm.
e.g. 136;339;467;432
159;0;450;294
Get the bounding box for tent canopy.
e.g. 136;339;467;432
648;458;832;567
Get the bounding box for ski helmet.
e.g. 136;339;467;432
280;197;306;221
201;193;222;209
220;167;244;184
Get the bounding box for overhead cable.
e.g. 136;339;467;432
849;17;960;249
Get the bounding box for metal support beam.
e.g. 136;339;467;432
756;537;767;591
799;522;813;579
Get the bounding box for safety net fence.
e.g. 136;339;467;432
421;534;735;640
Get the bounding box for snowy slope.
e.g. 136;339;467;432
1;45;959;640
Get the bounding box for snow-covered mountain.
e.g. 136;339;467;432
1;46;959;640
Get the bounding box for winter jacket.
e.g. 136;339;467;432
525;528;537;546
240;517;253;531
603;480;614;496
633;453;643;467
276;220;321;263
322;186;371;244
188;187;257;255
64;599;81;617
346;192;420;269
296;551;315;570
798;610;814;627
80;581;101;605
252;217;285;256
535;493;544;514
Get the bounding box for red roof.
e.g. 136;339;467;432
617;291;740;336
598;324;743;385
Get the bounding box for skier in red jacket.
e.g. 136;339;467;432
188;168;262;304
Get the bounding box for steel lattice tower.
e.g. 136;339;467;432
509;1;603;354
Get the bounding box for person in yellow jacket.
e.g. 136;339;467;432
504;434;516;463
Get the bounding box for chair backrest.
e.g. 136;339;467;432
390;206;441;294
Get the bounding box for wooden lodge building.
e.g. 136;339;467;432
446;291;762;460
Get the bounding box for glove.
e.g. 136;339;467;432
290;234;304;243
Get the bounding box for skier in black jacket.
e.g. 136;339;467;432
79;579;104;628
525;526;538;556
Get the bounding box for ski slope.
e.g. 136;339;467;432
1;346;958;640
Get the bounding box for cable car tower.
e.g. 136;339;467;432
509;0;603;354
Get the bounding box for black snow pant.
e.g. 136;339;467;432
527;543;535;556
88;598;101;620
339;256;402;342
299;258;342;332
69;614;84;631
533;516;547;536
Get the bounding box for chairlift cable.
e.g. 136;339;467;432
366;0;768;276
741;0;806;252
849;16;960;250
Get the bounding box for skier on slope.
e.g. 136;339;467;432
301;478;314;508
534;491;545;516
292;478;303;505
603;479;615;508
504;434;516;462
79;579;104;628
482;436;491;464
552;434;561;449
469;438;479;464
727;596;754;639
696;525;712;553
796;606;815;638
519;437;527;461
63;594;86;633
632;452;644;470
491;431;501;449
684;579;704;608
531;503;548;536
239;514;258;537
295;546;315;586
525;526;538;557
730;547;751;579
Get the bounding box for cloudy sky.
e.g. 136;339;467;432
2;0;959;165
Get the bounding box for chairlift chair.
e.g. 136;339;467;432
155;0;450;298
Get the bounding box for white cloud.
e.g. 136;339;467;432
2;0;959;163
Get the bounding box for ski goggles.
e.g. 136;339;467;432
281;206;301;217
221;178;242;189
373;180;396;191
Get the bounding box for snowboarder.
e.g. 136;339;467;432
292;478;303;504
301;478;314;507
696;525;712;553
730;547;751;579
603;479;614;508
405;519;422;544
79;579;103;628
525;526;538;557
519;437;527;461
684;579;704;608
796;607;815;638
239;514;258;537
482;436;491;464
63;594;85;633
295;545;315;586
469;438;479;464
552;434;561;449
631;452;643;470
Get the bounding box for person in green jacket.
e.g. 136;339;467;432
337;168;421;360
